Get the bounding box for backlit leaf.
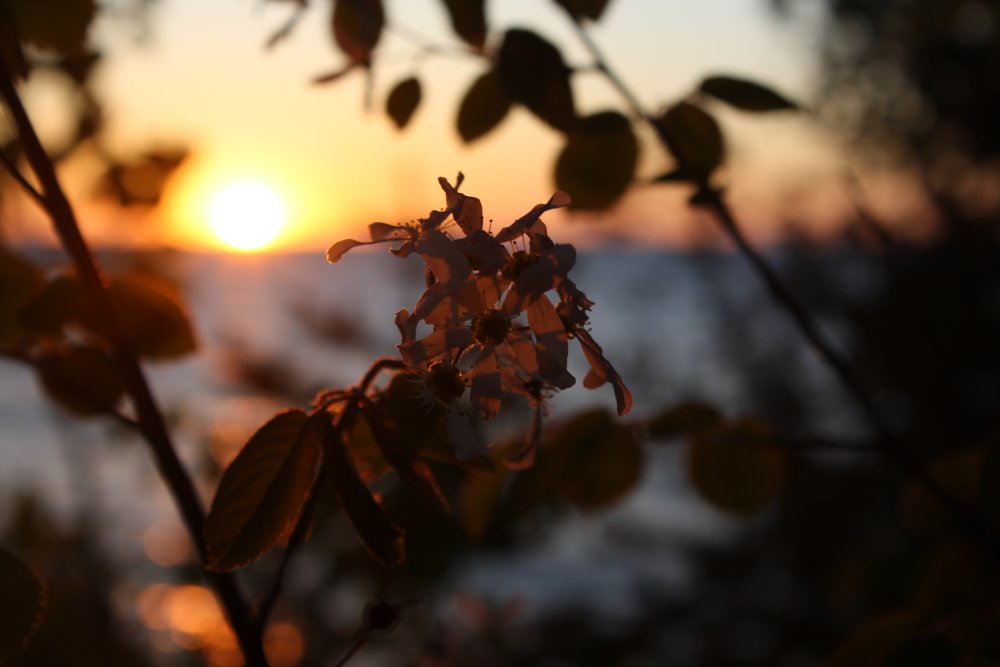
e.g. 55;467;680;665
498;29;576;132
84;279;197;359
552;0;611;21
205;410;322;571
0;550;46;663
0;0;96;55
686;418;786;516
554;409;642;509
699;75;798;112
457;70;512;143
319;413;405;567
36;346;126;416
655;102;725;181
555;110;637;209
441;0;487;51
386;76;421;130
647;400;721;439
332;0;384;65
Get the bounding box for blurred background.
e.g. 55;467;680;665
2;0;999;665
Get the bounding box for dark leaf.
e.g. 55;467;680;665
901;448;982;532
319;412;405;567
17;274;85;335
457;70;512;143
0;550;46;663
686;418;786;516
441;0;487;51
36;346;126;416
647;400;722;439
83;279;197;359
498;29;576;132
551;0;611;21
655;102;725;181
331;0;384;65
825;609;922;667
312;63;356;85
699;75;798;112
0;14;28;79
2;0;96;55
555;110;637;209
205;410;323;571
0;245;43;347
979;440;1000;524
386;76;421;130
554;409;642;509
883;634;959;667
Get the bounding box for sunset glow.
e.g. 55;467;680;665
208;182;286;251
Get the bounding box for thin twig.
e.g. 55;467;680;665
0;59;269;666
0;149;45;207
357;356;406;393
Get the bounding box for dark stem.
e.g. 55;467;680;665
357;356;406;392
0;60;269;666
0;149;45;206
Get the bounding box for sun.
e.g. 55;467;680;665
208;182;287;251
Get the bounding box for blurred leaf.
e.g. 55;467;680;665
386;76;421;130
441;0;486;51
552;0;610;21
319;412;405;567
901;448;983;533
979;440;1000;524
331;0;384;65
0;0;96;55
699;75;798;112
498;28;577;132
101;149;187;207
647;400;722;439
17;274;85;335
555;110;637;209
686;418;786;516
457;69;511;143
655;102;725;181
0;550;46;663
0;245;43;348
36;346;126;416
883;633;959;667
0;12;28;79
205;409;322;571
826;609;922;667
83;279;197;359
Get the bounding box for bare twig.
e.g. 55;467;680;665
0;149;45;207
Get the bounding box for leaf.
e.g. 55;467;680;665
979;440;1000;524
883;634;959;667
554;409;642;509
699;75;798;112
331;0;384;65
551;0;611;21
457;70;512;143
655;102;725;181
36;346;126;416
686;418;786;516
647;400;722;439
497;29;577;132
1;0;96;55
83;279;197;359
205;410;323;571
386;76;421;129
555;110;637;209
441;0;487;51
901;448;983;533
825;609;922;667
319;412;405;567
0;245;43;348
0;13;28;79
0;550;46;663
17;274;85;335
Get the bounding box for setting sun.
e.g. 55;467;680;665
208;181;286;251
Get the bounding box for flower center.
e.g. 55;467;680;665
425;362;465;403
501;251;540;281
472;308;511;346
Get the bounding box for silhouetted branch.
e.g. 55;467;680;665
0;149;45;207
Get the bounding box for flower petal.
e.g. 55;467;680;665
495;191;571;243
527;296;575;389
438;176;484;235
398;327;473;366
504;404;543;470
469;345;502;420
446;402;489;461
577;329;632;416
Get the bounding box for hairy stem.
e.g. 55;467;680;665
0;61;269;666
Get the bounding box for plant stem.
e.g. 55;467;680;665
0;61;269;666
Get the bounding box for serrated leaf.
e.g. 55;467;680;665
655;102;725;181
457;70;511;143
0;550;46;663
647;400;722;439
386;76;421;130
205;410;323;571
83;279;197;359
36;346;126;416
699;75;798;112
331;0;384;65
319;413;405;567
0;0;96;55
686;418;785;516
498;28;576;132
441;0;486;51
551;0;610;21
555;110;637;209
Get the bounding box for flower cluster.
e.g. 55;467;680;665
328;176;631;469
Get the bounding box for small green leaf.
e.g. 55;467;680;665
331;0;384;65
686;418;785;516
36;346;126;416
498;28;577;132
699;75;798;112
883;634;959;667
647;400;722;439
0;550;46;663
457;70;512;143
555;110;637;210
655;102;725;181
319;413;405;567
386;76;421;130
551;0;611;21
83;279;197;359
441;0;487;51
205;409;323;571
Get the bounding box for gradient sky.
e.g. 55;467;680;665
11;0;871;252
